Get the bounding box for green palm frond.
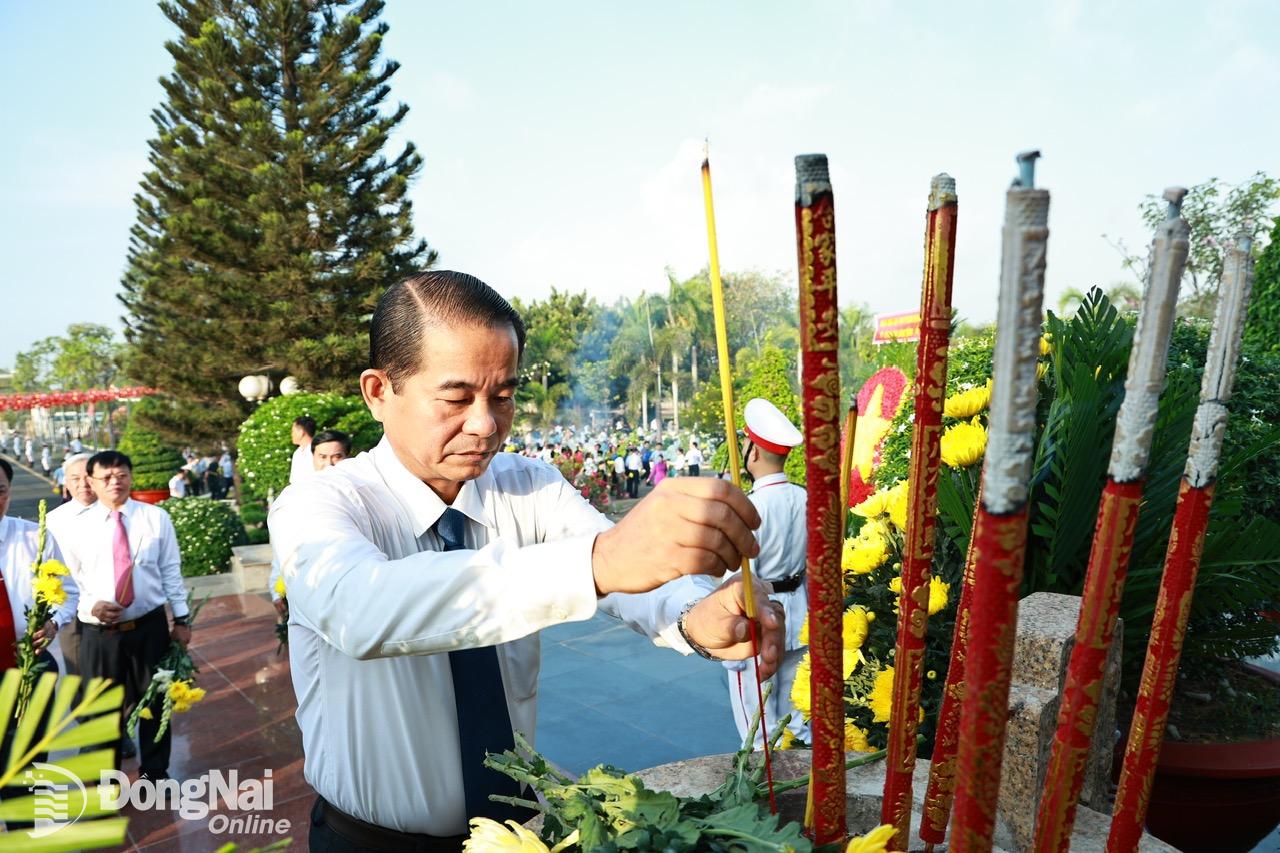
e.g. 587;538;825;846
0;670;128;850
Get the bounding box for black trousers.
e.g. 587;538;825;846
77;609;171;775
308;798;466;853
688;464;700;478
59;620;80;677
626;470;640;498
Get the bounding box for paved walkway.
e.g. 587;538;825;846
86;594;737;851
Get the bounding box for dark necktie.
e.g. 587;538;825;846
435;508;523;822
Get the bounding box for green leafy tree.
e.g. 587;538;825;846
1107;172;1278;318
121;0;433;445
11;325;123;392
1244;214;1280;355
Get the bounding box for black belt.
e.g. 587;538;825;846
79;606;166;633
770;571;806;594
312;797;466;853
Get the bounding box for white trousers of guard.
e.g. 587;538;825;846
726;646;810;750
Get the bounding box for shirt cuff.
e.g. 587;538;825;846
507;535;599;626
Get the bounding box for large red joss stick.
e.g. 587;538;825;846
1033;188;1190;853
701;146;777;809
882;174;959;850
794;153;845;845
1106;233;1256;852
918;492;981;850
950;151;1049;853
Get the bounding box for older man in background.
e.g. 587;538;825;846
45;453;96;676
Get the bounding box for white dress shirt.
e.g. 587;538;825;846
62;499;189;624
289;442;313;485
0;515;78;637
268;437;699;835
686;447;704;468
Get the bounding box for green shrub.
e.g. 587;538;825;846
236;393;382;500
161;497;248;577
117;424;185;491
238;501;269;527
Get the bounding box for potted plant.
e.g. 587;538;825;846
116;424;184;504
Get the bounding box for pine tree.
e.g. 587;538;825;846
121;0;433;444
1243;217;1280;355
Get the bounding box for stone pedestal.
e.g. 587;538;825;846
996;592;1122;852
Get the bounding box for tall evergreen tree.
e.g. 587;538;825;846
121;0;433;443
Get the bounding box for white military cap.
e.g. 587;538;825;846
743;398;803;455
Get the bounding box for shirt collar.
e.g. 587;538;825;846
751;472;789;492
371;437;494;539
90;498;137;522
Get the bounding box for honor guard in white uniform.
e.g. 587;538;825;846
723;398;810;749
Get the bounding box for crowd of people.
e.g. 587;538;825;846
511;427;710;500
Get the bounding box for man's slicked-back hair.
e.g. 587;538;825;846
87;450;132;475
370;271;527;392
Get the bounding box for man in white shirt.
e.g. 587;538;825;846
289;416;317;485
69;437;83;454
46;453;96;676
723;399;811;749
167;468;187;499
65;451;191;780
686;441;704;477
271;271;781;850
0;459;77;677
270;430;351;619
624;445;642;498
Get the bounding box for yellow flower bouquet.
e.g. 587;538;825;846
127;596;207;741
14;500;71;721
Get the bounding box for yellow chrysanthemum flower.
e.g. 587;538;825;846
779;729;799;750
869;666;895;723
1040;335;1052;357
887;481;909;531
464;817;563;852
888;576;902;596
791;653;812;719
798;615;809;647
852;489;891;519
274;576;287;598
845;824;897;853
1038;360;1049;382
33;574;67;606
139;707;154;720
37;559;70;578
842;647;865;679
167;680;206;714
940;418;987;468
843;721;873;754
943;380;992;419
928;577;951;616
842;607;869;651
843;534;890;575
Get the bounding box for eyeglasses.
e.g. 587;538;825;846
91;473;131;484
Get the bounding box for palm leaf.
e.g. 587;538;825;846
0;670;128;851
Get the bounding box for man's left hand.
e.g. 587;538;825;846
171;624;192;649
683;577;784;679
33;620;57;650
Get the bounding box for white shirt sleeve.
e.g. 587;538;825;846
156;512;190;618
269;480;600;661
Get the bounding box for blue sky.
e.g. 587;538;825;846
2;0;1277;369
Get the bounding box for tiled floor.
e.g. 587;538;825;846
77;596;739;852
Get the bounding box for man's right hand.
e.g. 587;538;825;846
92;601;124;624
591;477;761;596
273;597;288;619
